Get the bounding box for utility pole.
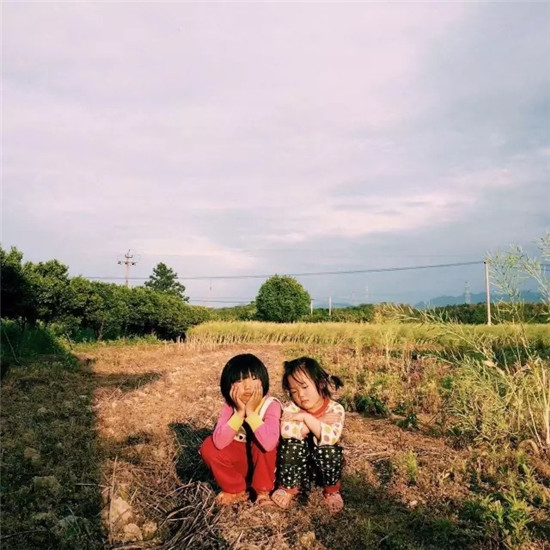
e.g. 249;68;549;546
118;250;137;288
328;296;332;317
484;260;491;325
465;281;471;305
310;299;313;316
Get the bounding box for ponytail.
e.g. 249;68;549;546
330;375;344;391
283;356;343;398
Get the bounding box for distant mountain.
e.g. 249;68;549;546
416;290;543;309
311;291;544;310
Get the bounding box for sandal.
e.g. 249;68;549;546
271;488;297;510
256;491;275;507
215;491;248;506
323;492;344;515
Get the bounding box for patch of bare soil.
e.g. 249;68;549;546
90;344;495;549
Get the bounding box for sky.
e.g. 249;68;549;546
3;2;549;307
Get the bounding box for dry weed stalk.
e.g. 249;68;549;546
156;483;224;550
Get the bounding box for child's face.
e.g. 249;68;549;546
232;373;259;404
287;371;324;411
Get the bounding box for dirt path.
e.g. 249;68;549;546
91;344;484;549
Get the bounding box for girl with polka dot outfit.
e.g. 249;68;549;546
271;357;345;514
200;354;281;506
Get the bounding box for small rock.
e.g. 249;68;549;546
408;500;418;508
299;531;316;548
36;407;49;417
104;496;134;528
33;476;61;494
122;523;143;542
142;521;157;539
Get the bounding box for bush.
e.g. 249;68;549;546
255;275;311;323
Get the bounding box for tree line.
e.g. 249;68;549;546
1;246;546;345
213;300;547;324
1;246;210;341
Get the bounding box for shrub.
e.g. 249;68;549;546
255;275;311;323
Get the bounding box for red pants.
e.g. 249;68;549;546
200;436;277;494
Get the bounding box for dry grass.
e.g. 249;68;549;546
3;342;549;549
187;321;550;351
0;355;105;549
86;343;549;549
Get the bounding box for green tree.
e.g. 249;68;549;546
144;263;188;301
0;246;37;323
24;259;72;325
80;282;131;341
127;287;210;340
255;275;311;323
213;302;257;321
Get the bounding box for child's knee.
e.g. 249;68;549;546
279;438;307;456
199;435;215;463
312;444;343;461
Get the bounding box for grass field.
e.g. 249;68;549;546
1;323;549;549
188;321;550;351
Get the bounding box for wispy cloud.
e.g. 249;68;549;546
3;2;548;304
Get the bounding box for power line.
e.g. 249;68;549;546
86;260;485;282
182;260;486;280
189;299;251;304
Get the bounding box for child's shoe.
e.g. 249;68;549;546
271;487;298;509
215;491;248;506
256;491;275;506
323;491;344;514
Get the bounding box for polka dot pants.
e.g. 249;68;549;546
277;437;343;491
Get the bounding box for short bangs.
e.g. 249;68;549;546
220;353;269;406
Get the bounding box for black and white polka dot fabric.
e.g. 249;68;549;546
311;443;343;487
277;436;343;491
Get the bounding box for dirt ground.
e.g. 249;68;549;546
89;343;544;550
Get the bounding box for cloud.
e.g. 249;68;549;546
2;2;549;305
138;236;257;272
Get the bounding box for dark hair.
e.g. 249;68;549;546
282;356;343;399
220;354;269;407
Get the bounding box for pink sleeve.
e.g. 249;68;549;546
253;401;282;452
212;403;238;450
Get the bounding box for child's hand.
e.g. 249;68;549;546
245;379;263;416
284;411;310;423
230;384;246;416
281;411;310;437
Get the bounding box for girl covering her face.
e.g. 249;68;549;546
200;354;281;506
